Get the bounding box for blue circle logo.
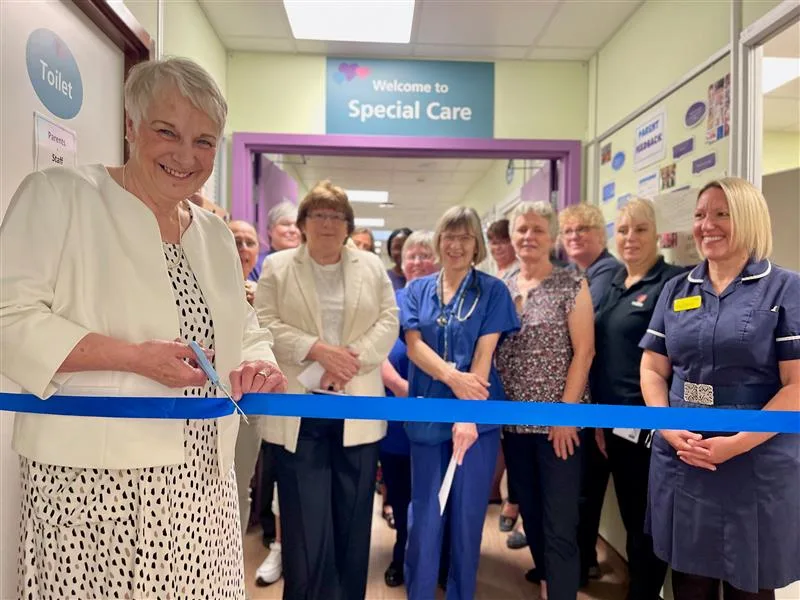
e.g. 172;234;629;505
611;151;625;171
685;101;706;129
26;29;83;120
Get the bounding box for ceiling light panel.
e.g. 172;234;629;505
355;217;386;227
347;189;390;204
283;0;415;44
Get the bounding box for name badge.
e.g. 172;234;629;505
612;428;641;443
673;295;702;312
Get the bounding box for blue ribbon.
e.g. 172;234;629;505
0;392;798;433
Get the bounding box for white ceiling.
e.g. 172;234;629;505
200;0;643;61
275;154;531;233
763;21;800;133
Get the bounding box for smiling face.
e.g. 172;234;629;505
270;216;300;251
560;219;606;266
693;186;736;261
402;243;437;282
438;226;476;272
512;212;553;264
300;208;349;256
125;88;218;203
488;235;516;268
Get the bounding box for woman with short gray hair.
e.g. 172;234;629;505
496;201;595;598
2;56;286;599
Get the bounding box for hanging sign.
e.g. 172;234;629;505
26;29;83;119
633;108;666;170
325;58;494;137
34;111;77;171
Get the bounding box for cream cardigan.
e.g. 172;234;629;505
0;165;276;473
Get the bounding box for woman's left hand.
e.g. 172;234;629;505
677;435;742;471
548;426;580;460
229;360;287;400
452;422;478;465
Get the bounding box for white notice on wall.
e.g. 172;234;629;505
653;187;698;233
34;111;77;171
637;172;659;199
633;108;666;171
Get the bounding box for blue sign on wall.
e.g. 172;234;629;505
326;58;494;137
26;29;83;120
602;182;616;202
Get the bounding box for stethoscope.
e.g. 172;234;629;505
435;268;481;362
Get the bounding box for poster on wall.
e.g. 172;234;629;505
638;172;659;199
601;143;612;165
325;57;494;137
34;111;76;171
633;108;666;170
659;163;676;191
602;182;616;202
706;74;730;144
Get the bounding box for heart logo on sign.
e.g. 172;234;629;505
355;66;371;78
338;62;359;81
333;72;345;85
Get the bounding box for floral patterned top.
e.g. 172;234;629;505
496;266;589;434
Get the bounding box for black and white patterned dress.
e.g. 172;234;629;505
18;243;245;599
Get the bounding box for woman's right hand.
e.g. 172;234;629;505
311;342;360;382
660;429;703;453
445;370;490;400
132;340;209;388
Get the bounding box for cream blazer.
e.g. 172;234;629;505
0;165;276;473
255;244;398;452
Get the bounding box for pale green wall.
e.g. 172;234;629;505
743;0;785;28
763;131;800;174
163;0;227;94
594;0;729;135
123;0;157;43
227;53;588;140
461;160;528;217
227;53;326;134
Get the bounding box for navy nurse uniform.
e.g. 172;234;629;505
639;258;800;592
401;269;519;600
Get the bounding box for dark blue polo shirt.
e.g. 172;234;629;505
590;257;687;406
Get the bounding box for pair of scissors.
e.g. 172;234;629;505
188;341;249;423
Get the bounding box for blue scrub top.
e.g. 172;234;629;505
401;269;520;444
640;258;800;389
381;288;411;455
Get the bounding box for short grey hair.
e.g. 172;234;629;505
401;230;435;262
509;201;558;239
433;206;488;264
124;57;227;135
267;201;298;230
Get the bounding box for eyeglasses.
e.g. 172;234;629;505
307;212;347;224
234;238;258;249
405;252;434;263
441;233;475;246
561;225;593;237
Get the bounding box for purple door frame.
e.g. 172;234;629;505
231;133;582;216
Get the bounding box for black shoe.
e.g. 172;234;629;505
524;568;542;584
384;563;404;587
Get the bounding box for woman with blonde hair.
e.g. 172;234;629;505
640;177;800;597
402;206;519;600
591;198;685;599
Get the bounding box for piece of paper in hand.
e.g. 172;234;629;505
438;454;457;516
297;361;326;390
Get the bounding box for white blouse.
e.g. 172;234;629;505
311;259;345;347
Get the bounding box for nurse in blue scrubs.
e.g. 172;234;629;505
402;206;520;600
640;178;800;598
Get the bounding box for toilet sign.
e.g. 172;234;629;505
26;28;83;119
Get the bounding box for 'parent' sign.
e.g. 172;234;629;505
326;58;494;138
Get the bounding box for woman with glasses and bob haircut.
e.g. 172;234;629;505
640;177;800;598
255;180;399;600
402;206;519;600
